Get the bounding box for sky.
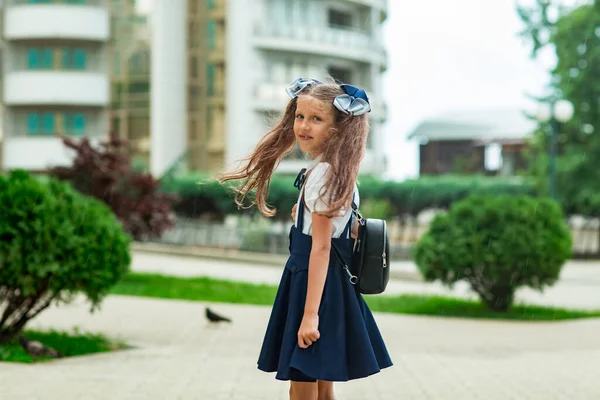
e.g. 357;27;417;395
136;0;581;180
380;0;570;180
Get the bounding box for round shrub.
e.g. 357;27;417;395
412;194;572;312
0;170;131;343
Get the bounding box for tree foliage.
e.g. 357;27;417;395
0;170;131;343
413;195;572;312
517;1;600;217
163;173;535;220
50;133;178;240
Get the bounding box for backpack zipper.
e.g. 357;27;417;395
382;220;387;268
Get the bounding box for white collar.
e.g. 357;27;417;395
308;154;323;169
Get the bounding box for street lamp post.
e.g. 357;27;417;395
535;98;575;200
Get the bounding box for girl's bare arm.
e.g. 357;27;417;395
304;212;333;315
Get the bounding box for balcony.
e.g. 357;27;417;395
111;92;149;111
253;25;386;66
4;71;109;106
2;136;85;171
4;2;109;42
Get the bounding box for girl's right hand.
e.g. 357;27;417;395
291;204;297;221
297;313;320;349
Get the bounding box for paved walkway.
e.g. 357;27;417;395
131;251;600;310
1;295;599;399
2;251;599;399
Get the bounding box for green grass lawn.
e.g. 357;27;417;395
111;273;600;321
0;329;128;363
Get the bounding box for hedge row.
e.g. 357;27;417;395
160;173;537;220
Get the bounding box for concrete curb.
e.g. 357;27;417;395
131;242;425;282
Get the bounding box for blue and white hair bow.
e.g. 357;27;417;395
285;77;322;98
333;84;371;116
285;77;371;117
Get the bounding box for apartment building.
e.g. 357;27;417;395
110;0;388;177
226;0;389;175
109;0;212;176
0;0;110;171
108;0;151;169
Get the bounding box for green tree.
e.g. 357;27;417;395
0;171;131;344
413;195;572;312
517;0;600;244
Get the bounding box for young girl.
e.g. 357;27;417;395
217;77;392;400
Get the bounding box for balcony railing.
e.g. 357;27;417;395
5;50;108;74
253;24;386;66
111;92;149;110
255;24;381;52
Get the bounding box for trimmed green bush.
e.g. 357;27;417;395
412;194;572;312
161;173;536;219
0;170;131;344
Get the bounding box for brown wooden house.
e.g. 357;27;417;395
407;109;536;176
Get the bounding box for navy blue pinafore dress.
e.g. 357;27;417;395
257;175;393;382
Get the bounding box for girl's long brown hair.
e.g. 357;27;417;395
216;80;369;218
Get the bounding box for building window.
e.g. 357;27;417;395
189;86;201;111
128;50;150;75
28;47;87;70
64;113;86;135
328;66;352;84
328;9;353;29
27;48;53;70
128;81;150;93
62;48;87;70
27;112;55;136
27;113;39;134
207;63;215;96
190;55;198;78
112;50;121;75
207;20;217;49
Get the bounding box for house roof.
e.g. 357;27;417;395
407;109;538;142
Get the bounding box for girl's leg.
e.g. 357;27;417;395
317;380;336;400
289;381;317;400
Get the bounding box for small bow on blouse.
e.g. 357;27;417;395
294;168;307;190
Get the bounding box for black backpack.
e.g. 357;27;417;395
294;168;390;295
331;202;390;295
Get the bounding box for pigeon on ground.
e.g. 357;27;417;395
205;307;232;323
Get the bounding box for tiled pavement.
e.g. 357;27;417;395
1;294;599;399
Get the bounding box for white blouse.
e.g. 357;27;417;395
294;160;359;238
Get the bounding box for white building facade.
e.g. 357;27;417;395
225;0;388;175
1;0;110;171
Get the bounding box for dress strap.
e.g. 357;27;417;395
295;168;308;232
341;192;356;239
